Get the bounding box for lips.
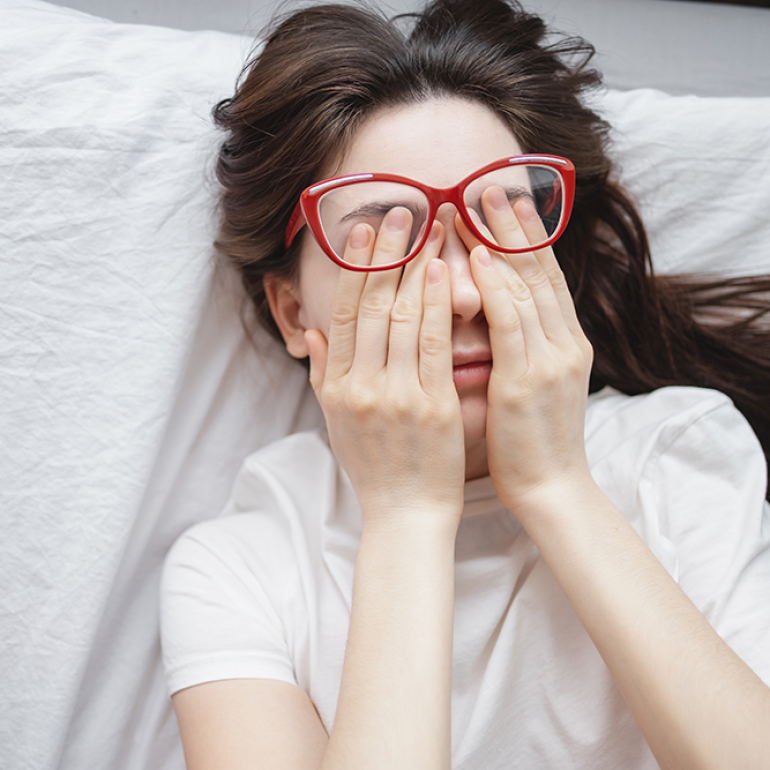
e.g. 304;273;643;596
452;351;493;388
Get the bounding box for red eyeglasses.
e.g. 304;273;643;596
284;155;575;271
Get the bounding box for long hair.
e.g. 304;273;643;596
212;0;770;495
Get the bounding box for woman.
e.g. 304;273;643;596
160;1;770;768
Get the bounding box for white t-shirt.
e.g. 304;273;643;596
160;386;770;769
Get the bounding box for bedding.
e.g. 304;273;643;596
1;1;769;769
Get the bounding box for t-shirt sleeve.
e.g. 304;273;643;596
639;393;770;684
160;508;300;696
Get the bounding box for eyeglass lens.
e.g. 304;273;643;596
316;164;563;267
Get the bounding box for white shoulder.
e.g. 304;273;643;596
585;385;754;462
160;429;345;696
586;387;770;683
226;428;338;514
586;386;765;529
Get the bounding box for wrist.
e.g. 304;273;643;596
359;502;463;541
357;482;464;536
499;468;603;532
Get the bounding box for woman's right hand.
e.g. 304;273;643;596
304;209;465;531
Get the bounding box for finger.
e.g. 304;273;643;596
387;221;445;381
418;258;455;393
455;209;486;254
353;206;414;374
469;245;528;380
480;188;570;344
513;198;584;338
323;222;373;381
480;185;535;253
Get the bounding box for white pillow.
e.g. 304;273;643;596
1;3;768;770
0;3;319;770
601;88;770;277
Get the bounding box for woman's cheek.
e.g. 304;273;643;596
297;254;342;336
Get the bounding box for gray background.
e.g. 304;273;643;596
46;0;770;96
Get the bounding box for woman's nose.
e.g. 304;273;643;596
435;205;483;322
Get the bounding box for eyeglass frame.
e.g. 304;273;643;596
284;154;576;272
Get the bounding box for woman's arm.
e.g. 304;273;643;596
321;516;457;770
517;478;770;770
173;216;464;770
173;679;329;770
172;512;457;770
466;195;770;770
304;218;464;770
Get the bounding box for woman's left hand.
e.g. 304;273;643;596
457;189;594;518
460;190;770;770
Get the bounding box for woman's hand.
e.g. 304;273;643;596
458;188;594;517
305;210;465;531
459;190;770;770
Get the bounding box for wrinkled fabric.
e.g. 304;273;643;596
0;4;320;770
161;387;770;770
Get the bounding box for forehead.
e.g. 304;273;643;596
334;97;525;187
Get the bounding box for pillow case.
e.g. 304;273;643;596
600;88;770;277
1;3;769;770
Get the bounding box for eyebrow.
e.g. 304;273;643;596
338;200;426;225
476;185;534;202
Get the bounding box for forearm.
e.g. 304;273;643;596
515;479;770;770
321;514;458;770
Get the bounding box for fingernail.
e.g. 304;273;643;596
515;199;539;222
428;220;441;242
427;259;443;284
476;246;492;267
349;223;370;249
384;207;408;231
488;186;509;211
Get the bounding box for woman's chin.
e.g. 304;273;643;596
459;389;489;477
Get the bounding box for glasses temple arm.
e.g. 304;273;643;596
285;201;306;249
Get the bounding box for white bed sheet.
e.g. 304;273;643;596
0;4;321;769
1;2;769;769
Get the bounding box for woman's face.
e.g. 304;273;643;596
275;98;527;477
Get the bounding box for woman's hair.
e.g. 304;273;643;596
212;0;770;494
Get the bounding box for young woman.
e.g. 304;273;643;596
160;1;770;768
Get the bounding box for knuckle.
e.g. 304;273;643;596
321;377;343;399
506;275;531;302
498;377;532;407
320;384;343;412
358;291;392;320
419;327;446;355
493;315;522;337
422;404;454;430
565;336;592;371
345;382;377;416
388;394;411;416
519;264;550;290
565;353;586;380
538;362;561;388
390;295;420;326
330;299;359;327
545;263;568;290
420;325;450;355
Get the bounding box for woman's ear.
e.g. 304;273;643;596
264;275;310;359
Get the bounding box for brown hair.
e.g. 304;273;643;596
213;0;770;495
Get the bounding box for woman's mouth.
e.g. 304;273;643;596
452;359;492;388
